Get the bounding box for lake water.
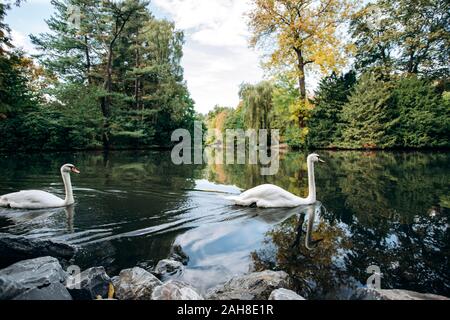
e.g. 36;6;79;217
0;150;449;299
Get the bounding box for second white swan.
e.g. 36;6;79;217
0;164;80;209
227;153;324;208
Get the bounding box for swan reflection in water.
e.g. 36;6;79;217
65;205;75;233
0;205;76;234
254;202;325;251
291;204;324;251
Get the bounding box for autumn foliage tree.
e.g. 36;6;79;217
248;0;353;102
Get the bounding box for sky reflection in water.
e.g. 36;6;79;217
0;150;448;298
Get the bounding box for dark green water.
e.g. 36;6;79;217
0;150;449;299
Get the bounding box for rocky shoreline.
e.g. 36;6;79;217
0;234;448;301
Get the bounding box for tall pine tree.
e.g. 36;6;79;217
340;73;398;149
308;71;356;148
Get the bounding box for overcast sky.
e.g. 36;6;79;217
5;0;265;114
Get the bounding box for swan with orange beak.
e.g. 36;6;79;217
0;164;80;209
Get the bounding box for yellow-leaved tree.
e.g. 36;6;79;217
248;0;354;102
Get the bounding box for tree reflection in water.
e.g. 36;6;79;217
0;150;448;298
224;151;450;299
250;204;353;299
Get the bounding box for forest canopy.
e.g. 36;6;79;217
0;0;196;151
1;0;449;151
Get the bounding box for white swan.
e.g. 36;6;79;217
227;153;324;208
0;164;80;209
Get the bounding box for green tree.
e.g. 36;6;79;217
29;0;195;150
349;2;396;75
239;81;274;130
1;1;35;115
351;0;450;78
96;0;149;148
224;102;245;131
308;71;356;148
30;0;103;84
271;75;308;148
0;53;37;114
392;76;450;148
340;73;398;149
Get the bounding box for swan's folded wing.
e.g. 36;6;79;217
3;190;64;209
223;195;240;202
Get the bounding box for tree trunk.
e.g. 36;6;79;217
100;45;114;150
406;49;415;74
84;35;92;85
98;11;135;150
295;47;307;128
141;84;145;122
134;28;140;109
295;47;307;100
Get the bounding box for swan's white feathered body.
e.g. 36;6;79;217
0;164;80;210
0;190;66;209
227;153;323;208
226;184;311;208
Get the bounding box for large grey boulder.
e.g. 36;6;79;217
0;233;76;267
206;270;291;300
0;276;26;300
113;267;162;300
269;288;305;300
152;280;203;300
13;283;72;300
66;267;111;300
355;288;450;300
0;256;67;290
153;259;184;279
169;245;189;265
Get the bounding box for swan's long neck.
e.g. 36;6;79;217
306;158;316;203
61;171;74;205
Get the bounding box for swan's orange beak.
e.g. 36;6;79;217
71;167;80;174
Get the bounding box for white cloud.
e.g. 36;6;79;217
10;29;38;55
153;0;240;30
7;0;264;114
152;0;264;114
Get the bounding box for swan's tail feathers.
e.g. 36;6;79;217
0;196;9;207
223;195;240;203
224;195;247;206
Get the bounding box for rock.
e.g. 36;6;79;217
13;283;72;300
113;267;162;300
206;270;291;300
66;267;111;300
0;233;76;268
269;288;306;300
111;276;119;288
0;256;67;293
0;275;26;300
355;288;450;300
152;280;203;300
153;259;184;279
169;244;189;265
